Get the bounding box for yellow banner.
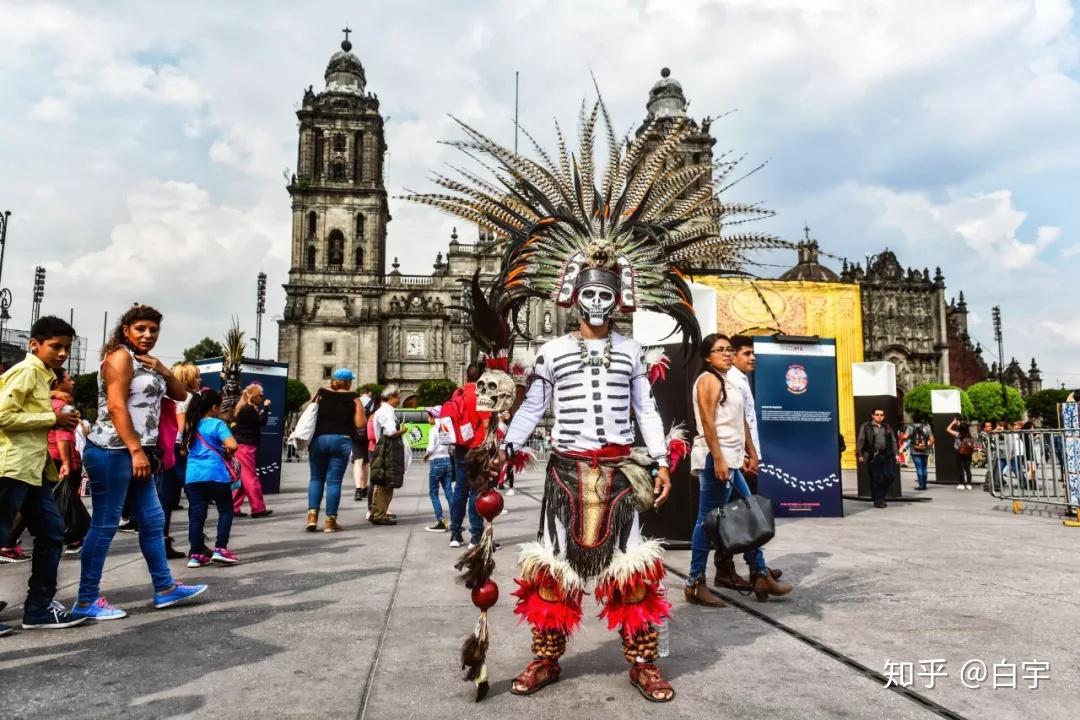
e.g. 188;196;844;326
694;277;864;469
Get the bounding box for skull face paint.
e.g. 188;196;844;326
577;283;617;327
474;369;516;413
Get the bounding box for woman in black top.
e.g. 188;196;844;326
307;369;367;532
232;383;272;518
947;418;975;490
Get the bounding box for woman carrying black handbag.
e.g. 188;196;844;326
685;334;792;605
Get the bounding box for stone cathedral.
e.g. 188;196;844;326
278;33;1042;403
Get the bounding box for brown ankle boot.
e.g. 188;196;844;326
683;577;726;607
714;558;752;590
305;509;318;532
751;568;792;601
323;516;343;533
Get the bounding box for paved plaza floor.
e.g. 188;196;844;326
1;461;1076;719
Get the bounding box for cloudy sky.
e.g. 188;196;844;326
1;0;1077;388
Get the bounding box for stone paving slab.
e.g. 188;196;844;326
0;462;1075;719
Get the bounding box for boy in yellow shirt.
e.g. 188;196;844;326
0;316;83;635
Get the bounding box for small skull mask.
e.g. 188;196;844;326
475;369;515;413
577;283;616;327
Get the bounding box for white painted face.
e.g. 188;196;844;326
577;283;616;327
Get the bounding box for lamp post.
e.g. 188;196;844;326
992;305;1006;405
255;272;267;359
30;266;46;327
0;210;10;288
0;212;12;362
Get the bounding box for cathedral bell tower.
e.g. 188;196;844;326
278;29;390;390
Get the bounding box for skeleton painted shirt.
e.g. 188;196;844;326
504;332;668;466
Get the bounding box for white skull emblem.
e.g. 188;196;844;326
577;283;616;327
475;369;515;413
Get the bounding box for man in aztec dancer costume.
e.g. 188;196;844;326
405;84;789;703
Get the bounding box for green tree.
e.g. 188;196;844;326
285;379;312;415
966;381;1026;422
904;383;973;421
182;337;223;363
1024;388;1070;426
417;379;457;407
73;372;98;420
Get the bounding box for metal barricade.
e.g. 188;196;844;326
986;429;1080;524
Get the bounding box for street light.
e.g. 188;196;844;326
992;305;1006;405
255;272;267;359
0;210;10;288
31;266;46;326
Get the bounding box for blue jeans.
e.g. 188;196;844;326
428;457;453;521
0;476;64;614
308;434;352;516
449;447;483;542
186;482;233;554
689;455;766;582
79;445;174;603
911;453;929;488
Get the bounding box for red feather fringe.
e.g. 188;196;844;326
595;560;671;637
511;570;584;636
508;449;534;473
484;353;510;371
647;356;670;384
667;437;690;472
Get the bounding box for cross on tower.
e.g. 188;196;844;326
342;26;351;43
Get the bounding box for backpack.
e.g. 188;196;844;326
911;425;929;450
438;385;478;446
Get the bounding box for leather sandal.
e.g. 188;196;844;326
629;662;675;702
510;658;561;696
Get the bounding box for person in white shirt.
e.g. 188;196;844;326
369;387;408;525
688;334;791;605
714;335;786;592
422;406;452;532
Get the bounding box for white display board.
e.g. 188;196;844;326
851;361;897;397
930;389;962;414
631;281;716;346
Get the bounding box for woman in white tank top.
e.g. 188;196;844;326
74;305;207;620
685;333;790;606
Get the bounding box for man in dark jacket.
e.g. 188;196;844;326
857;408;898;508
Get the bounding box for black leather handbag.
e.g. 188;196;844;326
703;486;775;555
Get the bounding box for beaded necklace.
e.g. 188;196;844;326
574;332;613;369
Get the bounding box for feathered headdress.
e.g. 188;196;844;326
402;84;791;352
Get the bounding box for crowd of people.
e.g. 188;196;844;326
0;305;282;635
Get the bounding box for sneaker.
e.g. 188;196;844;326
64;540;83;556
425;519;448;533
365;511;372;521
22;600;88;629
187;553;211;568
449;535;463;548
153;582;208;609
211;548;239;565
251;509;274;518
505;488;516;496
0;544;30;563
118;519;138;533
500;508;509;515
0;623;11;637
955;484;965;491
354;488;364;502
467;543;477;550
71;596;127;621
165;540;186;560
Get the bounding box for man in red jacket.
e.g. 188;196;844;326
447;364;490;549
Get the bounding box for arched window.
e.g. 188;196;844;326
333;133;347;153
314;130;324;178
353;131;364;183
355;245;364;269
355;212;365;239
305;245;316;270
330;160;345;182
327;229;345;268
306;211;317;238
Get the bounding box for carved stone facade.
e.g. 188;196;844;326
998;357;1043;397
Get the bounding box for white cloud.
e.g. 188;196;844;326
29;96;72;123
1040;320;1080;347
861;186;1060;269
